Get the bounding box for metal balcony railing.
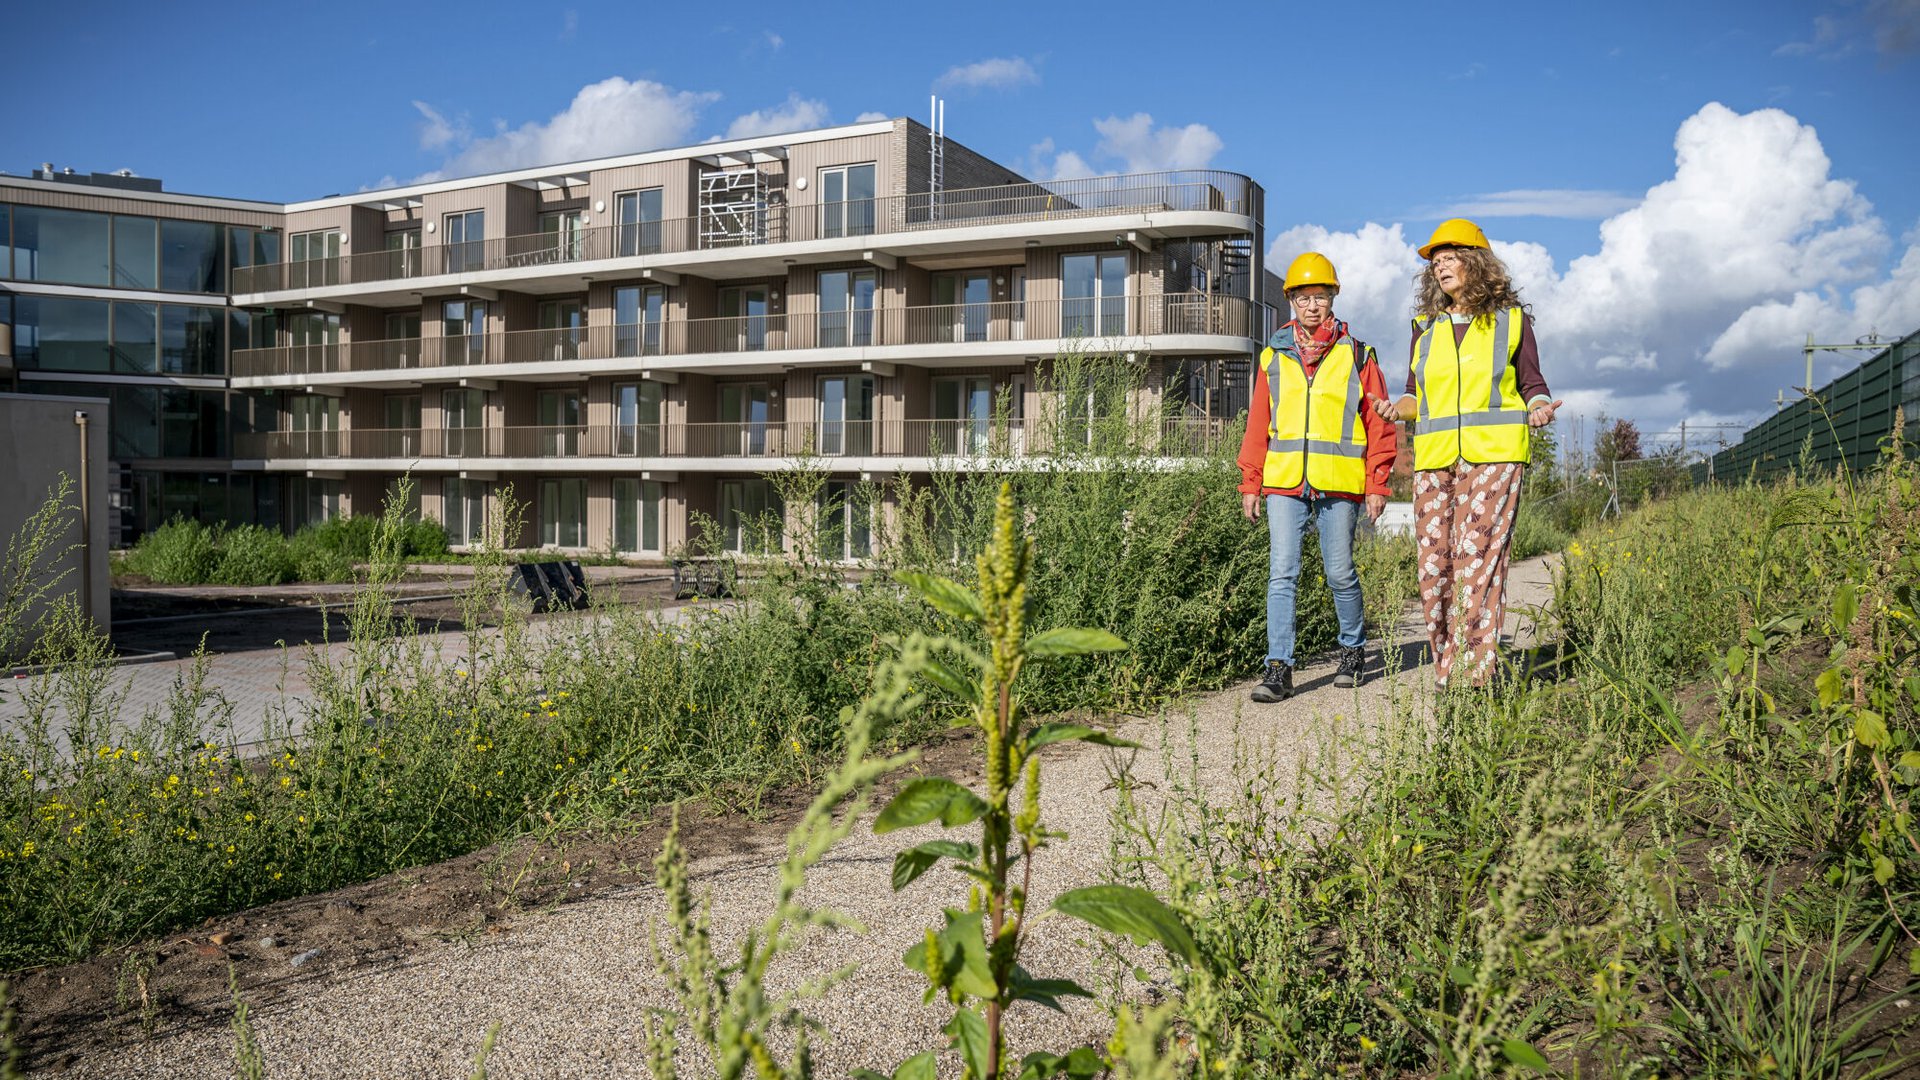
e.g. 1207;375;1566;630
230;170;1259;294
233;417;1235;462
229;294;1256;378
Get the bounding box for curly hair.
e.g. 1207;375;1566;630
1414;245;1530;321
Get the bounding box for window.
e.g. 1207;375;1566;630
720;479;782;554
614;381;665;455
384;311;422;367
287;311;340;375
228;227;281;278
614;285;667;356
537;299;585;361
113;216;159;289
289;393;340;458
161;220;223;293
818;269;877;347
819;479;872;561
441;478;488;547
933;376;994;454
537;389;581;455
442;388;486;457
162;389;224;457
616;189;664;256
442;299;487;364
1061;252;1128;337
289;229;342;289
384;394;422;457
161;305;224;376
0;205;8;276
383;230;421;279
443;210;485;273
719;382;771;455
933;272;992;343
613;478;664;553
112;302;158;374
539;478;587;547
10;295;110;371
539;210;587;262
819;163;877;239
10;206;110;285
289;477;342;528
818;375;874;455
718;286;770;351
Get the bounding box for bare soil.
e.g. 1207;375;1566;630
7;729;988;1073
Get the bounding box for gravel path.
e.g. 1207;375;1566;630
45;558;1557;1079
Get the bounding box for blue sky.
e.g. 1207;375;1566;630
7;0;1920;441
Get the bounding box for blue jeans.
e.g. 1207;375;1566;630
1266;493;1366;666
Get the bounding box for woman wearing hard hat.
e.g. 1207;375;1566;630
1370;219;1561;689
1237;252;1399;702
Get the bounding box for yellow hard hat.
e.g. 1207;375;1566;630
1417;218;1490;260
1282;252;1339;293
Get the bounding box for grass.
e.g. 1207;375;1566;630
1120;441;1920;1076
0;391;1413;972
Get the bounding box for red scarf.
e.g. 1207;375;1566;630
1293;317;1345;367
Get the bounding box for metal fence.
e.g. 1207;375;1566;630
1698;330;1919;482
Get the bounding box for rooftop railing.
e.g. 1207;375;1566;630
233;417;1233;462
231;170;1259;294
230;294;1258;378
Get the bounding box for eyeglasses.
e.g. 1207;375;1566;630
1430;251;1465;268
1290;293;1334;307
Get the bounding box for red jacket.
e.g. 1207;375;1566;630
1237;321;1398;500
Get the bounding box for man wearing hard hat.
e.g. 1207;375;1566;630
1237;252;1399;702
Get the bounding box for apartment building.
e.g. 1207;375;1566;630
3;118;1273;556
0;168;282;542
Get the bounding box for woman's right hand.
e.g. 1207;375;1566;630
1242;492;1261;520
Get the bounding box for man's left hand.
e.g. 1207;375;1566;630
1365;494;1387;522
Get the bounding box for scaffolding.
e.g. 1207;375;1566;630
699;168;768;249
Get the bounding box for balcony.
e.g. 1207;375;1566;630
230;294;1260;380
233;417;1233;465
231;170;1261;295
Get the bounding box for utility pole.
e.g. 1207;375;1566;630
1798;329;1884;398
1679;419;1687;457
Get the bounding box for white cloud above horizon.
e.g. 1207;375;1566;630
1418;188;1640;220
1268;103;1920;439
1028;113;1223;179
422;78;720;178
935;56;1039;92
723;93;832;140
405;80;857;181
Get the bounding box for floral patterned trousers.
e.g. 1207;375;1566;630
1414;460;1526;686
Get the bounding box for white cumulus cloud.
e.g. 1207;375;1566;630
935;57;1039;92
432;78;719;177
1029;114;1223;180
855;111;891;123
724;93;832;140
1091;114;1222;172
1266;103;1920;436
411;100;464;152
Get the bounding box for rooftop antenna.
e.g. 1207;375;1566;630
929;95;946;220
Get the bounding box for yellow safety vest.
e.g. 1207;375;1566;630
1410;307;1531;469
1261;333;1372;495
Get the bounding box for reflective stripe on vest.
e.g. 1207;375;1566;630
1410;307;1530;470
1260;336;1371;495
